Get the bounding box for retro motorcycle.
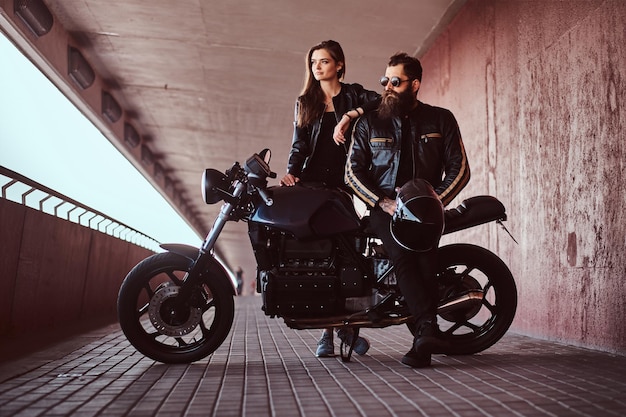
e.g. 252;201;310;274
117;149;517;363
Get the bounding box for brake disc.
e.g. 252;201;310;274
148;283;203;337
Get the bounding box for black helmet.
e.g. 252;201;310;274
391;179;444;252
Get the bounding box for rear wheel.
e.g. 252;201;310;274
117;252;234;363
435;244;517;355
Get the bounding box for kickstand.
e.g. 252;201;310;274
339;328;359;362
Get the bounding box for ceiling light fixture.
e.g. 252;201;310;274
101;91;122;123
67;47;95;89
14;0;53;37
164;177;174;194
154;163;164;180
141;145;154;166
123;123;140;148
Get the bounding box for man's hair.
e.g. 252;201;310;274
388;52;422;82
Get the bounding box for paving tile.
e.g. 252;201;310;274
1;296;625;416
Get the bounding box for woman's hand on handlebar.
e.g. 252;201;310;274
279;173;300;187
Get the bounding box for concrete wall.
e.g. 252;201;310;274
0;198;153;340
423;0;625;353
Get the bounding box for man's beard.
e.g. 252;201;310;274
378;88;416;120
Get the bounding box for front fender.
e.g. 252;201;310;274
160;243;236;295
160;243;200;261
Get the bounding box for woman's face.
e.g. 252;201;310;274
310;48;342;82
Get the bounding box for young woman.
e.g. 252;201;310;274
280;40;379;357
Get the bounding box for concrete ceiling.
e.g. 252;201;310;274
0;0;465;277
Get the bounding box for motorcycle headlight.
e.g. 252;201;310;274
202;169;230;204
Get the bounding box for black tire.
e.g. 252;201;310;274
117;252;234;363
434;244;517;355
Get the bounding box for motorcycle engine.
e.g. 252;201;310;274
251;228;368;317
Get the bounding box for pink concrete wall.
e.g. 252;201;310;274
0;199;153;338
421;0;625;353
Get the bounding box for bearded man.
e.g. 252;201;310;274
345;52;470;368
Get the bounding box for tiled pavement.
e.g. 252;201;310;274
1;296;625;417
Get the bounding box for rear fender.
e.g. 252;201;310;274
160;243;236;295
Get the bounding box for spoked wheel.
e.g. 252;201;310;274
434;243;517;355
117;252;234;363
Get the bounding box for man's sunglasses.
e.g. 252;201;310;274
380;76;411;88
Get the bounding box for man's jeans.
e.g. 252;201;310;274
368;206;439;330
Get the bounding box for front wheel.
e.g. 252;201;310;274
435;244;517;355
117;252;235;363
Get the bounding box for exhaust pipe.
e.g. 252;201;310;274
437;290;484;314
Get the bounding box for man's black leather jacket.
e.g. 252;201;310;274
286;83;380;177
346;101;470;207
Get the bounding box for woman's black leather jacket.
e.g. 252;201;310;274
346;101;470;207
286;83;380;177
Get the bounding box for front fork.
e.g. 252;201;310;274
175;181;247;304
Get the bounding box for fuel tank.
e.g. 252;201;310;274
250;183;361;239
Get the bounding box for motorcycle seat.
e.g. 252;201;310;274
360;195;506;238
443;196;506;235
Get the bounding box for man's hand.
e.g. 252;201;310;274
333;115;351;145
378;197;397;215
279;173;300;187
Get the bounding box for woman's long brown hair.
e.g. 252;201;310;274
296;40;345;127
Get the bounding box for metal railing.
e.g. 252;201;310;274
0;166;160;251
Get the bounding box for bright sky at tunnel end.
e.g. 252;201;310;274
0;33;202;248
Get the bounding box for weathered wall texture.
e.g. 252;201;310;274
0;198;153;340
423;0;625;353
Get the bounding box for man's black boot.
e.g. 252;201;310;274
401;347;431;368
401;321;445;368
413;321;449;356
402;321;440;368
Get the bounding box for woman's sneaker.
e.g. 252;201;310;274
315;333;335;357
336;328;370;355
